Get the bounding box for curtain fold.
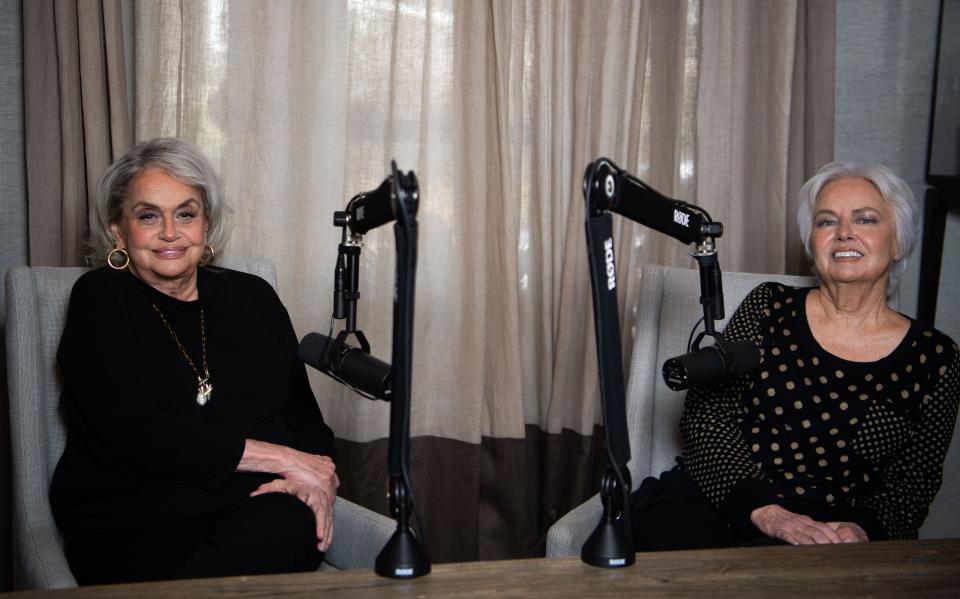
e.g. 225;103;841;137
696;0;834;276
22;0;130;267
121;0;834;561
789;0;836;276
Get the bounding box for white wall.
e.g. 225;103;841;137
1;1;25;283
835;0;960;540
835;0;960;343
0;0;24;589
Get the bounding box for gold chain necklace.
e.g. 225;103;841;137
152;304;213;406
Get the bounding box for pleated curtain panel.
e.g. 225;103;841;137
22;0;130;266
22;0;834;562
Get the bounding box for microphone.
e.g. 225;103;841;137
661;339;761;391
299;332;392;400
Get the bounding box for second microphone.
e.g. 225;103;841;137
300;332;392;401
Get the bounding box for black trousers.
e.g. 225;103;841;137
65;492;324;585
629;466;785;551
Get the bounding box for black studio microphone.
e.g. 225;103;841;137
661;339;761;391
299;332;392;400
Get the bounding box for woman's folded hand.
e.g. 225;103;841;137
750;504;867;545
238;439;340;551
825;520;869;542
239;439;340;496
277;449;340;498
251;479;335;552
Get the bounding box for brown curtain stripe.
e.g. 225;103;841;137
335;424;604;562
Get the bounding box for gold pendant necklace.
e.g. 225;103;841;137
153;304;213;406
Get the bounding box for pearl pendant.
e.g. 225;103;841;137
197;379;213;406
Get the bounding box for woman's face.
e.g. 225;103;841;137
110;168;207;291
810;177;899;290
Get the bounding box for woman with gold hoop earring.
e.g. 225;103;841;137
106;246;130;270
199;243;215;266
52;138;341;585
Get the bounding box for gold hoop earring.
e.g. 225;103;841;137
107;247;130;270
200;244;215;266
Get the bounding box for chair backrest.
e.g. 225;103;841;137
5;262;277;589
623;264;817;485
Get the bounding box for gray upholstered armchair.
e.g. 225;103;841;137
5;263;394;589
546;264;960;557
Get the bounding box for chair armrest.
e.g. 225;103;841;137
545;493;603;557
322;496;396;570
14;518;77;589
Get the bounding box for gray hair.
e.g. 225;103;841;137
87;137;232;264
796;161;918;297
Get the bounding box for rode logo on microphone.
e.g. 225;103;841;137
673;209;690;227
604;238;616;290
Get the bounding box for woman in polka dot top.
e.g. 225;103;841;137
630;162;960;550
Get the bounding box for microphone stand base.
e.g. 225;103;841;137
581;519;635;568
375;528;431;578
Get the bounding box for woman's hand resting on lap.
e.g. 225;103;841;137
238;439;340;551
751;504;869;545
251;478;335;551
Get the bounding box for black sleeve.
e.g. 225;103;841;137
57;272;245;489
268;290;338;461
679;283;780;536
849;341;960;539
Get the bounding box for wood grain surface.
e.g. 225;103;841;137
7;538;959;598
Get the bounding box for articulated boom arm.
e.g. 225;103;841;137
322;163;430;578
578;157;726;568
584;158;726;332
584;158;722;247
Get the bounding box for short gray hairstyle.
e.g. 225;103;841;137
87;137;232;264
796;161;918;297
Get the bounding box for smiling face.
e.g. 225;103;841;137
110;168;207;295
810;177;900;290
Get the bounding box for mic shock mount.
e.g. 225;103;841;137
326;214;374;383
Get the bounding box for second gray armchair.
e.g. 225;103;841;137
546;265;816;557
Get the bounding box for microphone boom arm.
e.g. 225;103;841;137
324;163;431;578
587;159;721;246
579;158;726;568
585;158;726;335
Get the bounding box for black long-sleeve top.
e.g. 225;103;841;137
678;283;960;540
51;266;335;534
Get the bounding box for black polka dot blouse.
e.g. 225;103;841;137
678;283;960;540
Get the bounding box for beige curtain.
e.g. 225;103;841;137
132;0;833;560
22;0;130;267
696;0;835;276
